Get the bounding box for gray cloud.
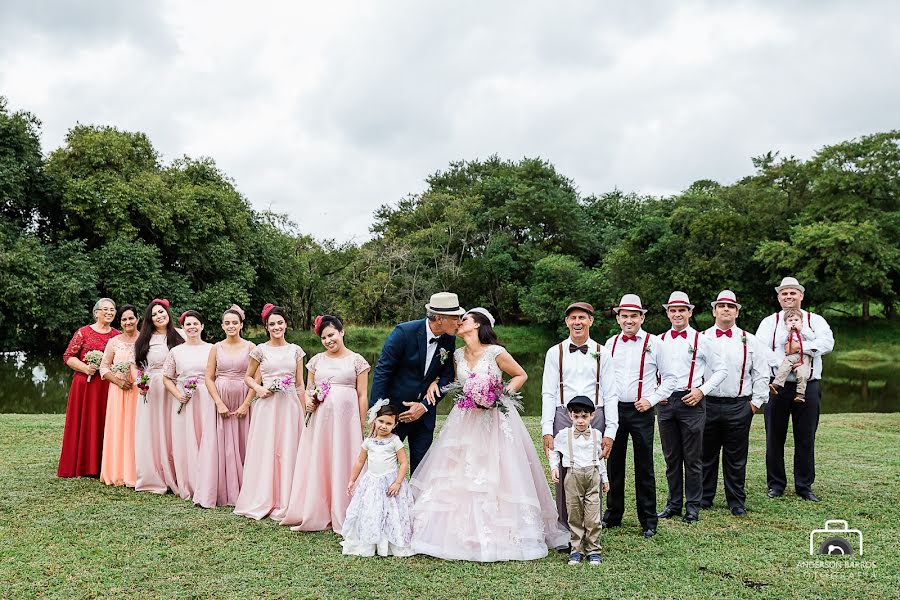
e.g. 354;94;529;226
1;0;897;241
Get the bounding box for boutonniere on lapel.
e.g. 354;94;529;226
439;347;449;365
644;343;652;354
740;334;748;345
687;345;696;355
590;350;601;361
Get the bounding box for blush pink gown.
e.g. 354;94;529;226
234;343;306;521
195;340;254;507
164;342;213;502
99;334;138;487
281;352;369;534
409;345;569;562
135;333;179;494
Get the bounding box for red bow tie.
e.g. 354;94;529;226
716;329;732;338
621;335;638;342
670;330;687;339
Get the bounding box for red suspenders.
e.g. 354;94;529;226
611;333;650;399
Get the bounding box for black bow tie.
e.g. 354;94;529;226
569;344;588;354
429;337;439;344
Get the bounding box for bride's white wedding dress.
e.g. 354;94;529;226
409;345;569;561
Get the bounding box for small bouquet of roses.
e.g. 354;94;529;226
177;377;199;414
84;350;104;382
304;378;332;426
135;365;151;403
254;376;295;404
441;373;522;415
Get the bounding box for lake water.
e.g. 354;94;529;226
1;350;896;415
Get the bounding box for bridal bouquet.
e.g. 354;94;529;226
442;372;522;415
177;377;199;414
84;350;104;382
304;378;331;426
253;376;294;404
136;365;151;403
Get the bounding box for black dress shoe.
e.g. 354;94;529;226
601;520;621;529
642;528;656;539
700;501;712;509
657;507;682;519
767;488;783;498
682;512;699;524
731;506;747;516
799;491;821;502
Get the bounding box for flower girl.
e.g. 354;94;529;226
340;401;414;557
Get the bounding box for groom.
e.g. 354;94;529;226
370;292;462;474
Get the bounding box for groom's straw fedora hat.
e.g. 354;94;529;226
425;292;466;316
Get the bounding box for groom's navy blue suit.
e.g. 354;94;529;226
369;319;456;474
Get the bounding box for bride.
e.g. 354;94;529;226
409;307;569;561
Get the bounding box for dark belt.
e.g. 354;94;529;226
705;395;750;404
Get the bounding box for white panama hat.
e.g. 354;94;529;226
775;276;805;293
711;290;742;310
425;292;465;316
613;294;648;314
662;291;695;310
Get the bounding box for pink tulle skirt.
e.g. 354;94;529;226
409;405;569;562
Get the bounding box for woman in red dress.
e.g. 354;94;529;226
57;298;121;477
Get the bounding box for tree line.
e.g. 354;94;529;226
1;96;897;352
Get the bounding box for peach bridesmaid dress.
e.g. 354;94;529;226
99;334;138;486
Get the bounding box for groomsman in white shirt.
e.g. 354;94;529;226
601;294;664;538
755;277;834;502
655;291;727;524
700;291;770;516
541;302;619;532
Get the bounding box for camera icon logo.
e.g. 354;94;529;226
809;519;863;556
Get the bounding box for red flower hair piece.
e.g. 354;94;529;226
261;303;275;322
313;315;324;335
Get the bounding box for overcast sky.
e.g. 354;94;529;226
1;1;897;242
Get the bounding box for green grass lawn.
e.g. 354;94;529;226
1;414;896;599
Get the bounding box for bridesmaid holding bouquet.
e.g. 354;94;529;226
281;315;370;534
163;310;213;503
134;299;184;494
199;304;256;507
99;304;140;487
234;304;307;521
57;298;120;478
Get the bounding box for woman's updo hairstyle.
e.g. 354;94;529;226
262;304;288;338
179;309;204;326
223;304;245;322
314;314;344;337
116;304;138;328
467;311;499;346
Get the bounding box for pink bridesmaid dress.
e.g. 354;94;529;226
135;333;179;494
234;343;306;521
164;342;213;502
281;352;369;534
195;340;254;507
99;335;138;486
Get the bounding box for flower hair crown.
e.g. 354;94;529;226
367;398;390;424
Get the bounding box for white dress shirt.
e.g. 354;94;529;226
655;326;727;399
604;329;665;406
548;427;610;482
424;321;439;375
701;325;770;408
755;310;834;380
540;337;619;438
